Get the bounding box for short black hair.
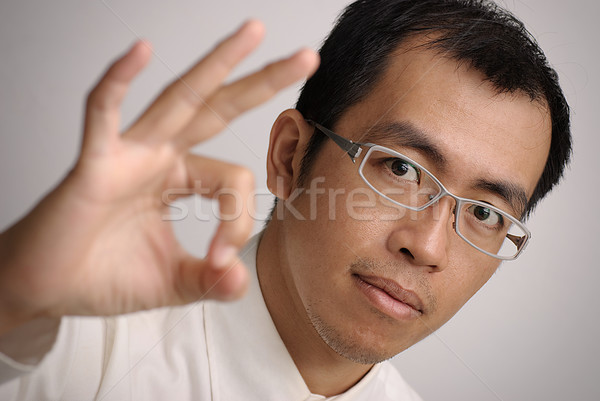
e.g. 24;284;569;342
295;0;571;218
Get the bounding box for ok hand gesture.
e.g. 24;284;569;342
0;20;319;334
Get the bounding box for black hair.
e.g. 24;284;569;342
295;0;571;218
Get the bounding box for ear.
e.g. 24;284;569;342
266;109;313;200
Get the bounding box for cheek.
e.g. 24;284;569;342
291;155;384;247
281;182;387;303
430;260;499;324
279;197;351;296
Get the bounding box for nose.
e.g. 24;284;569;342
386;197;455;270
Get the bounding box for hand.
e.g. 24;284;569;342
0;20;319;335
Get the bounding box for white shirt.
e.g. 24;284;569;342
0;234;423;400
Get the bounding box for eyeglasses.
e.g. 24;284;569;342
306;120;531;260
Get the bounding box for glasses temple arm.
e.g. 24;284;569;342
506;233;527;249
306;120;363;161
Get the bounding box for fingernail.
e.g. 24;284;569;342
212;245;238;270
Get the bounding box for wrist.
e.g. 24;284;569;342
0;316;61;365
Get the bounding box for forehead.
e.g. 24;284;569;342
336;44;552;200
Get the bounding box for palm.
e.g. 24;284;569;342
0;21;318;331
56;141;188;315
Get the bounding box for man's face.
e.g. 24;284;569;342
277;46;551;363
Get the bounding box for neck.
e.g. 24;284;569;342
256;220;373;397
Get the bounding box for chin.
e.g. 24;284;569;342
308;306;415;365
323;327;405;365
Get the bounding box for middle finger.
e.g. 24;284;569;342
174;48;319;149
125;20;265;142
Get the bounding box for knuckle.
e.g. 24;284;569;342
166;83;204;109
209;56;231;81
262;64;281;93
85;87;106;112
86;80;124;113
229;166;255;189
262;62;277;76
209;90;242;122
86;86;102;108
220;165;254;195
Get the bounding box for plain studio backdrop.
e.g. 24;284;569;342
0;1;598;400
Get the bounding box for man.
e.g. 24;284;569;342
0;0;571;400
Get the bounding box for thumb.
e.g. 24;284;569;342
176;253;249;303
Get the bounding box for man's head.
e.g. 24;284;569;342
296;0;571;217
262;0;570;364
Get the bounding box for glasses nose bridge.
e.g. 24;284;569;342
419;187;460;227
438;187;461;207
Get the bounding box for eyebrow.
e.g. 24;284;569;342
473;179;529;219
359;120;528;217
359;121;448;169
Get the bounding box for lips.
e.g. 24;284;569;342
354;274;424;314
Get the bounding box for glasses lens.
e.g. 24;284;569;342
359;146;528;259
456;201;528;259
359;148;441;209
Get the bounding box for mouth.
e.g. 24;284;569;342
353;274;424;320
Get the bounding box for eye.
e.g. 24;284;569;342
467;205;504;228
384;158;421;183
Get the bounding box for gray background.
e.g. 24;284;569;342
0;1;598;400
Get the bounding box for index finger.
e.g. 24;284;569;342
182;154;255;269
